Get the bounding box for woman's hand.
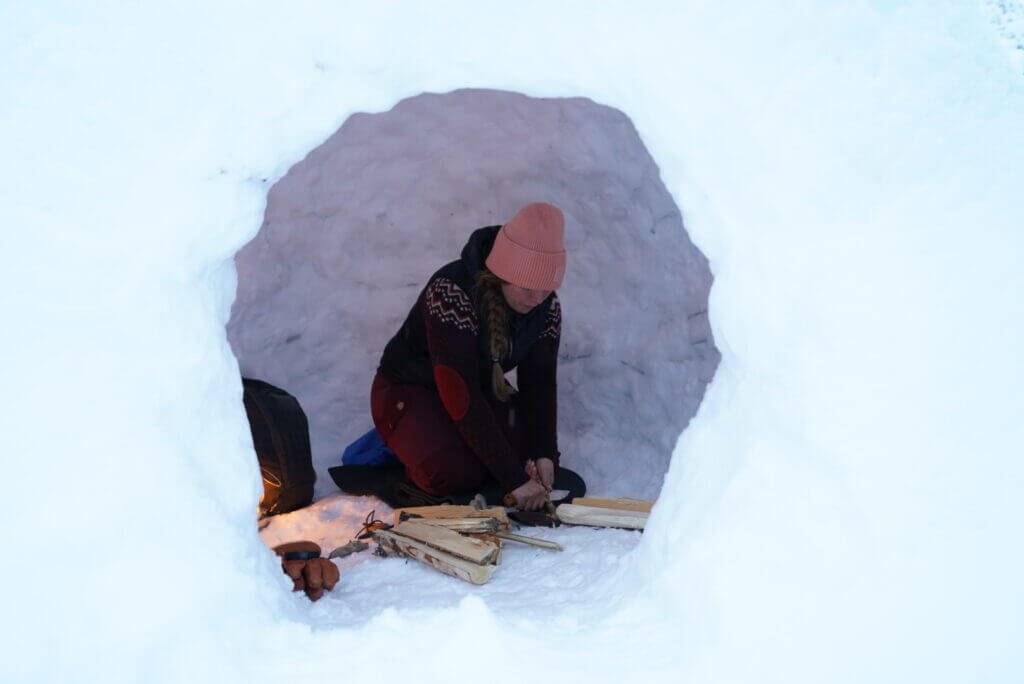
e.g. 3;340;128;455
535;458;555;491
509;478;550;511
524;459;538;481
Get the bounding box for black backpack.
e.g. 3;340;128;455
242;378;315;517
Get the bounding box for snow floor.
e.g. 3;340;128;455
259;493;643;627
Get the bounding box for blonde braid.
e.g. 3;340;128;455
474;270;516;402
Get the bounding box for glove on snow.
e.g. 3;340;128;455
273;541;340;601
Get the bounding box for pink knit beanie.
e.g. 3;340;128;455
485;202;566;291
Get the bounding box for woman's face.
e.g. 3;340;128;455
501;282;552;314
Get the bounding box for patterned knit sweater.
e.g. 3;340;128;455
378;227;562;492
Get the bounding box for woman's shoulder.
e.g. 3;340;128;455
426;258;471;289
424;273;472;301
422;273;478;332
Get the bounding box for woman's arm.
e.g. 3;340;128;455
516;294;562;469
421;277;529;493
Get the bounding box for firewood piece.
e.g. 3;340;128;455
495;531;563;552
392;521;500;565
414;517;501;534
374;529;496;585
466;533;503;565
571;497;655;513
393;505;509;530
556;503;648;530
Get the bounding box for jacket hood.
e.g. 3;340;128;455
458;223;556;337
459;225;501;279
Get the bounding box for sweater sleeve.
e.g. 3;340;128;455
515;294;561;468
421;277;529;493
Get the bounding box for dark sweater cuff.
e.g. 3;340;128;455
501;470;530;495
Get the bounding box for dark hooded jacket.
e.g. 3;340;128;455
377;226;562;491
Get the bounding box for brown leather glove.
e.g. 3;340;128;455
273;541;341;601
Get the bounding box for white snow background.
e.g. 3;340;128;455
2;2;1022;683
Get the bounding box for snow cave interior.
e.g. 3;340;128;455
228;88;718;501
229;88;720;623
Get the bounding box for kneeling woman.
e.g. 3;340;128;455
372;202;579;511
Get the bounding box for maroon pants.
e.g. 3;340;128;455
371;372;526;496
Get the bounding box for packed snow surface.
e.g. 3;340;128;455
259;496;644;628
2;2;1023;683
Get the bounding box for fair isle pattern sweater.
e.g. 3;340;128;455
389;274;562;493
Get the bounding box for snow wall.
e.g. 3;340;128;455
2;2;1022;683
228;88;718;500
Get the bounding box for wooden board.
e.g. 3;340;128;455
495;531;563;551
412;517;501;534
556;503;648;530
374;529;496;585
465;533;503;565
392;521;500;565
571;496;655;513
394;504;509;530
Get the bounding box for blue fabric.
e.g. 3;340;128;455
342;427;399;467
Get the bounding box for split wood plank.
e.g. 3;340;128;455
374;529;496;585
495;531;563;552
571;496;655;513
392;521;500;566
393;504;509;530
465;533;503;565
556;503;648;530
413;517;501;534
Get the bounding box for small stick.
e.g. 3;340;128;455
328;540;369;559
495;531;563;552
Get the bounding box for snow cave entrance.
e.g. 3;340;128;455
228;89;718;618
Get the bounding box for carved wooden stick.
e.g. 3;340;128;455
495;531;563;551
